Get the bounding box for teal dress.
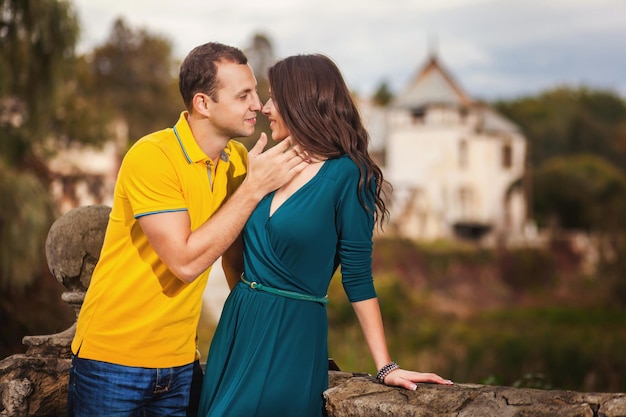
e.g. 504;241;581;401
198;155;377;417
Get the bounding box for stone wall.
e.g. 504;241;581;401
325;372;626;417
1;205;625;416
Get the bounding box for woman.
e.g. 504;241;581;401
198;54;452;417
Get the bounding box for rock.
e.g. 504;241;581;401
324;371;626;417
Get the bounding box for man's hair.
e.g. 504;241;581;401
179;42;248;109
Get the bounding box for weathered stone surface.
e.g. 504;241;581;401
20;205;110;361
0;355;69;417
20;327;74;360
324;371;626;417
0;378;31;417
45;204;110;292
0;206;109;417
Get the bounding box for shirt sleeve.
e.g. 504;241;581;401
336;162;377;302
119;141;187;218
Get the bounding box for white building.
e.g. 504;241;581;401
46;120;127;214
365;54;529;243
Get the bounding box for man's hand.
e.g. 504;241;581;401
138;135;310;283
243;133;309;198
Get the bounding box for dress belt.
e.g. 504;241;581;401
240;274;329;305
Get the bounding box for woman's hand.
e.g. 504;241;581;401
383;369;453;391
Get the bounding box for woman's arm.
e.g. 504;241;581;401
351;298;453;390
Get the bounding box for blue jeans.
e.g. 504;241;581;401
67;356;194;417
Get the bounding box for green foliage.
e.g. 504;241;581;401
328;238;626;392
0;0;80;163
497;89;626;298
0;9;184;293
0;0;79;111
372;81;393;107
533;155;626;231
0;161;55;287
459;308;626;392
48;55;112;148
494;87;626;170
90;18;182;143
0;0;90;291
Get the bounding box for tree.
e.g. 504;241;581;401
89;18;181;143
533;155;626;306
0;0;80;287
0;161;54;287
495;87;626;169
0;5;190;357
0;0;81;357
533;155;626;232
372;81;393;106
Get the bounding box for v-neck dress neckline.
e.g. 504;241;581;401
268;160;328;219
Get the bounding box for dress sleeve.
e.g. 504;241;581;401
336;163;377;303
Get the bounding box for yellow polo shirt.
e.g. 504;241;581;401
71;111;248;368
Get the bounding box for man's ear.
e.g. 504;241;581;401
192;93;212;117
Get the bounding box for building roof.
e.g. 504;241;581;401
474;103;521;135
392;53;521;135
394;54;472;109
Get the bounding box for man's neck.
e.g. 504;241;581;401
186;113;229;162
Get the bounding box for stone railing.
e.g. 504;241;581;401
1;205;625;416
0;205;110;417
325;372;626;416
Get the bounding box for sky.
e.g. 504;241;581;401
71;0;626;101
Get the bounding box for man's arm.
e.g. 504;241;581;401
221;234;243;290
139;134;306;283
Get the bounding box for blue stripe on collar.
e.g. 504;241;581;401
173;125;192;164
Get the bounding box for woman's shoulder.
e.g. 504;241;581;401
325;154;359;176
327;154;358;171
320;156;360;190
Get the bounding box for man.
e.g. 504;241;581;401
67;42;307;416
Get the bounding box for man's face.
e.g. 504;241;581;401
208;62;261;139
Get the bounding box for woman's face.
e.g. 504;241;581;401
262;90;290;142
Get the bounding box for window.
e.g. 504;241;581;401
411;107;425;124
502;141;512;169
458;186;473;218
459;139;468;169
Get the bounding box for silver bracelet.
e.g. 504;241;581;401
376;361;399;383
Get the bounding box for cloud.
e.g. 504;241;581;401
72;0;626;99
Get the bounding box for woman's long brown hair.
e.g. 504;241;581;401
267;54;389;225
